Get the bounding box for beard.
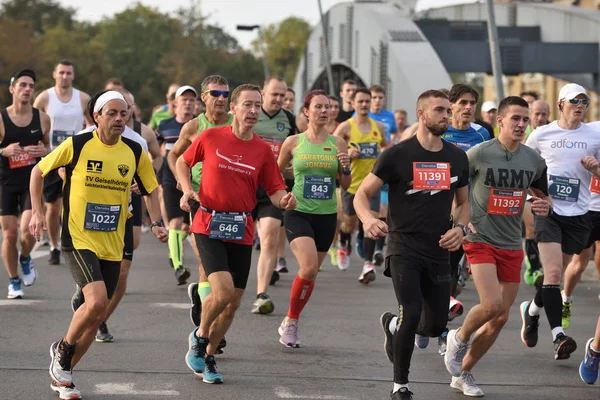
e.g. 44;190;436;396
426;120;448;137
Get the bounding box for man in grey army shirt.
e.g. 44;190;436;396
443;96;551;397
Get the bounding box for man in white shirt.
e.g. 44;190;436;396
520;83;600;361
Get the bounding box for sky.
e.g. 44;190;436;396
58;0;466;49
60;0;346;49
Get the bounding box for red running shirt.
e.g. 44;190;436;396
183;126;286;244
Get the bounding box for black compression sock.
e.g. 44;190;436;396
357;223;364;242
340;231;351;249
542;285;562;329
525;239;542;272
376;218;386;250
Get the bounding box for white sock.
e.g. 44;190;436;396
389;317;398;334
551;327;565;341
562;293;572;304
591;344;600;354
529;301;541;317
393;383;409;393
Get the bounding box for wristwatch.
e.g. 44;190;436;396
456;223;469;236
342;166;352;175
150;221;164;229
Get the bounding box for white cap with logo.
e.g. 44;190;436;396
481;101;497;113
175;85;198;98
558;83;588;101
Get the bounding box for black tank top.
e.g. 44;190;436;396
0;108;43;185
133;120;142;135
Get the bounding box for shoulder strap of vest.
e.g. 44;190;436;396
71;132;94;168
133;120;142;135
283;109;297;135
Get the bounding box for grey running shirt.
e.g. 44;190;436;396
467;139;548;249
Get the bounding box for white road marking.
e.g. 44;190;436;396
275;387;349;399
149;303;189;309
95;383;179;396
0;300;42;306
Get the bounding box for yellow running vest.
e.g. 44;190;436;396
347;118;382;194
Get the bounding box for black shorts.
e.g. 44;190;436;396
341;189;380;216
43;168;63;203
284;210;337;252
190;200;200;222
194;233;253;289
131;193;143;227
585;211;600;248
0;184;31;216
252;201;284;225
123;218;134;261
285;178;295;192
64;249;121;299
534;212;592;255
162;184;190;224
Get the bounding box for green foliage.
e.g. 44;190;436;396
253;17;312;85
0;0;301;118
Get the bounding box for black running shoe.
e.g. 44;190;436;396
269;270;280;286
216;336;227;354
49;249;60;265
554;333;577;360
175;267;190;286
188;283;201;327
391;387;413;400
520;301;539;348
380;312;395;363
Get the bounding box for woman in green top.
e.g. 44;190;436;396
276;90;351;348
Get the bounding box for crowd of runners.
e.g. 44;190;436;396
1;60;599;400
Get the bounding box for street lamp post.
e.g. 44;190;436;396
237;24;271;79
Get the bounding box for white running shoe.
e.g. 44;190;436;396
7;278;24;299
20;256;37;287
358;264;376;284
51;381;81;399
336;248;350;271
444;329;469;377
450;372;484;397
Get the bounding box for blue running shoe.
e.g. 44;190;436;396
7;278;24;299
203;355;223;384
20;254;37;287
185;330;207;377
580;338;599;384
356;237;364;259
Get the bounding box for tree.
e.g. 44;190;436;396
253;17;312;85
0;0;75;34
39;25;114;96
94;4;183;116
0;18;41;107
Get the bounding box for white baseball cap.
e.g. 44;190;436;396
175;85;198;98
481;101;497;113
558;83;588;101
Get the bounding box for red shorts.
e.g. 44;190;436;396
463;242;524;283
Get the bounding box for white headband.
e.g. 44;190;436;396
94;91;127;113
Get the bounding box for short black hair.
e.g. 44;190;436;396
351;87;371;101
449;84;479;104
286;88;295;95
498;96;529;116
55;59;74;70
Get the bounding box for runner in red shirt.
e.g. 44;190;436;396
177;83;297;384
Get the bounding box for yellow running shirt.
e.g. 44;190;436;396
37;130;158;261
347;118;382;194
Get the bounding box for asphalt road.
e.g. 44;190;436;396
1;235;599;399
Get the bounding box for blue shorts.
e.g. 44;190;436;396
380;186;389;206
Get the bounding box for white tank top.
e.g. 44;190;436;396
46;88;84;150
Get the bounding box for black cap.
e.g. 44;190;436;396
10;69;36;85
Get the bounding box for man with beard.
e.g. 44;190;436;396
354;89;469;399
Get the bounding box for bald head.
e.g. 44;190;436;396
530;100;550;130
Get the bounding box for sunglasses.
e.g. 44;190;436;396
203;89;229;98
567;98;589;106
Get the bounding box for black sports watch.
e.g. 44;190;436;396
150;221;164;229
456;223;469;236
